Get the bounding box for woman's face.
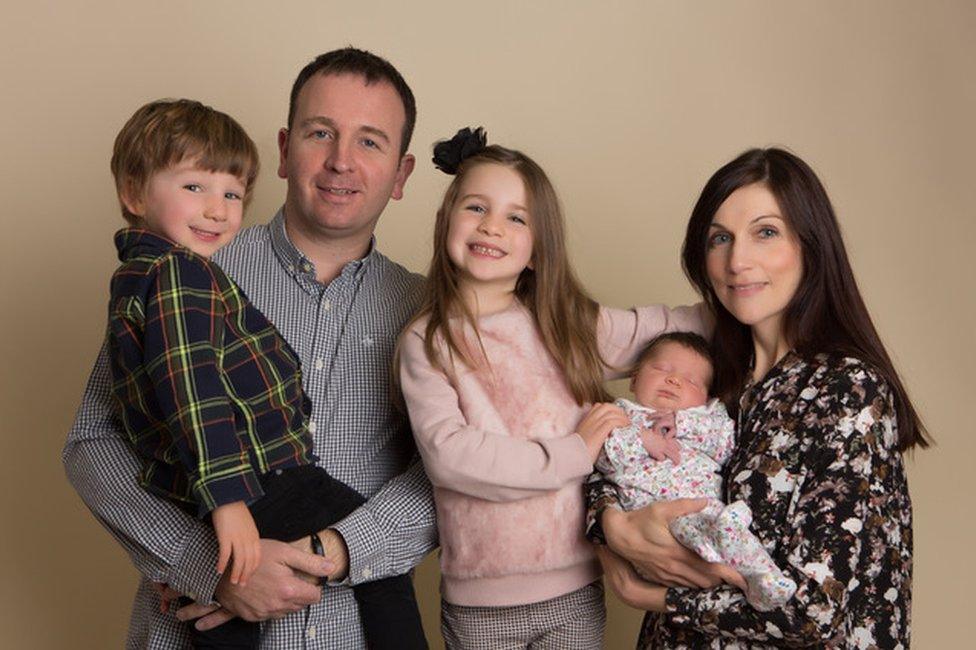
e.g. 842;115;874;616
705;183;803;341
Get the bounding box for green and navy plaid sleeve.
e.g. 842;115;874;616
109;230;314;516
143;253;264;513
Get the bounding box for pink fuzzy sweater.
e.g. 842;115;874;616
399;301;703;606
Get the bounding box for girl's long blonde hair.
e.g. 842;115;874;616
405;145;609;405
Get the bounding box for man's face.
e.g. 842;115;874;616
277;72;415;244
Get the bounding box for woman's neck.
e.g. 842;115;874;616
751;321;792;382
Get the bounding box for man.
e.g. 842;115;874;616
64;48;437;649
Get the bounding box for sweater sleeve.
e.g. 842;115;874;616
598;303;708;378
398;327;593;502
664;365;910;646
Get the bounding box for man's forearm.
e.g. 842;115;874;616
63;348;222;602
330;456;437;585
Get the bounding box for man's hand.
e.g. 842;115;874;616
176;538;334;631
603;499;743;589
288;528;350;582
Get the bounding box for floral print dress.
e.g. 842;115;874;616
585;352;913;648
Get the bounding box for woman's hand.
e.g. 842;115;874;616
577;403;631;462
603;500;744;589
596;545;668;612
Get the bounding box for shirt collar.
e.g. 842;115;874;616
269;207;378;283
114;228;178;262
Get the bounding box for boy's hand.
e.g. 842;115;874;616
212;501;261;587
577;403;631;461
639;427;681;465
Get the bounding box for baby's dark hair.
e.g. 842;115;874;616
631;331;713;386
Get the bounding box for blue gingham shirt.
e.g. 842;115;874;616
64;209;437;649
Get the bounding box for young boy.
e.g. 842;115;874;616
594;332;797;611
106;99;426;648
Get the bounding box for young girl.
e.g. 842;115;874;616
397;127;704;649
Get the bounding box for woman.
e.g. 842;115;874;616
587;148;928;647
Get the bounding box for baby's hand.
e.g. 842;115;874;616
211;501;261;586
639;426;682;465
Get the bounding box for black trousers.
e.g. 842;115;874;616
188;465;427;649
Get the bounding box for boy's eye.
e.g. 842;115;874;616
225;192;242;201
183;184;203;192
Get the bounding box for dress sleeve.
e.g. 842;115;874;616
664;364;911;645
143;254;262;514
398;327;593;502
598;303;708;379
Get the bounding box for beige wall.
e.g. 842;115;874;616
2;1;972;647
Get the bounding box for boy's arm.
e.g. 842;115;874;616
62;341;223;603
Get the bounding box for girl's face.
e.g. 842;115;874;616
705;183;803;342
446;163;534;308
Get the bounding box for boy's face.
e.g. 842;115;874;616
123;159;246;258
631;342;712;411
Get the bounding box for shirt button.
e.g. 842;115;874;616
302;262;312;272
362;567;372;579
287;264;295;273
308;421;317;434
322;299;331;311
314;358;324;371
275;469;283;476
307;625;317;639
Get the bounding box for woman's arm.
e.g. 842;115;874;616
663;364;910;645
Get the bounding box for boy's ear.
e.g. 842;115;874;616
120;181;146;218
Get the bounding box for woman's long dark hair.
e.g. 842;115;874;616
681;148;929;450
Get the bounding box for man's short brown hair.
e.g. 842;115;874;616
111;99;259;224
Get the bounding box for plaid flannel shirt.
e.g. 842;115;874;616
108;228;315;515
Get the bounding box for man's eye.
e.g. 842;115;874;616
362;138;378;149
312;130;331;140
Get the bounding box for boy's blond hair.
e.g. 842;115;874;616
111;99;259;224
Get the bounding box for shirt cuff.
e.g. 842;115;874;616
168;520;222;604
330;505;387;586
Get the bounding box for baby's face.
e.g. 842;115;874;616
631;342;712;411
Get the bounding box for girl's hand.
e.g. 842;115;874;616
212;501;262;587
596;545;668;611
577;403;631;461
602;499;741;589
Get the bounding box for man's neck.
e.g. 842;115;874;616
284;214;373;285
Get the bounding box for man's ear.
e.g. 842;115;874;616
390;154;416;201
277;128;290;179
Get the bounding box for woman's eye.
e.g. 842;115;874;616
708;232;731;247
758;226;779;238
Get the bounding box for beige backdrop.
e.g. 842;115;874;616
2;1;972;647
